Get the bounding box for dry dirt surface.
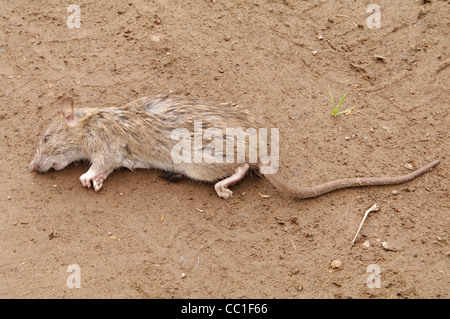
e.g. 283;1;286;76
0;0;448;299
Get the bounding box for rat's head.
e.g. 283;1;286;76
30;97;86;172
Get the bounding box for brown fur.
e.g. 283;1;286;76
30;95;259;183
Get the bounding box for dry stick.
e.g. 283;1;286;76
351;203;380;246
194;257;200;271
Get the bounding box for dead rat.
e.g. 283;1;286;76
30;94;440;199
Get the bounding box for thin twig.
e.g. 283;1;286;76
351;203;380;246
194;257;200;271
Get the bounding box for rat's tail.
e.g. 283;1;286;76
262;160;440;199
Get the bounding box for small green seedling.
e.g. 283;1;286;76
328;85;355;116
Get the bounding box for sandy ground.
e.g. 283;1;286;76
0;0;448;299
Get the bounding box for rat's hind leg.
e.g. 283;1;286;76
214;164;249;199
162;171;183;182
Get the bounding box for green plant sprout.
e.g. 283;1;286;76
328;85;355;116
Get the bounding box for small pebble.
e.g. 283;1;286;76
381;241;397;252
330;259;342;269
150;35;160;42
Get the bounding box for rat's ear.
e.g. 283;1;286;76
61;97;78;125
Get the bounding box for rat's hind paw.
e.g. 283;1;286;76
162;171;183;182
214;184;233;199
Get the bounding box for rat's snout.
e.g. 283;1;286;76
29;151;71;172
29;151;47;173
29;159;41;172
29;160;51;173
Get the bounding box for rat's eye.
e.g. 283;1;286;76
44;134;51;142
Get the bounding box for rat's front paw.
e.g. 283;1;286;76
80;171;106;191
92;177;104;191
